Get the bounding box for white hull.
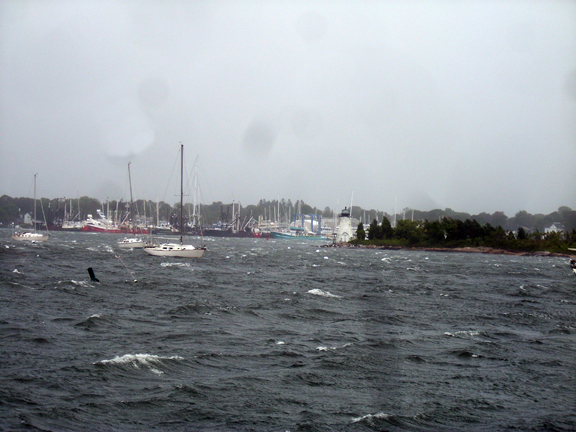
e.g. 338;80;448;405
144;243;206;258
118;238;144;248
12;232;49;242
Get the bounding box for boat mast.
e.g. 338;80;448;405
33;173;37;233
128;162;134;230
180;143;184;245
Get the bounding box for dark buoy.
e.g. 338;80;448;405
87;267;99;282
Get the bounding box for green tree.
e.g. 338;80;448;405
381;216;393;239
395;220;424;244
517;227;527;240
367;219;380;240
491;211;508;229
514;210;534;230
424;220;446;244
356;221;366;241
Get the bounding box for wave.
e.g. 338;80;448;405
352;412;393;424
74;314;120;330
93;353;184;375
69;280;92;288
307;289;342;298
316;342;353;352
444;330;482;338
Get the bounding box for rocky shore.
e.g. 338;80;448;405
323;242;573;258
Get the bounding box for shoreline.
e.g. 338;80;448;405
324;243;573;258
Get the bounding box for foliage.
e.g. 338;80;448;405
1;192;575;256
356;222;365;241
351;216;576;254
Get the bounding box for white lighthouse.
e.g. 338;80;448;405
336;207;354;243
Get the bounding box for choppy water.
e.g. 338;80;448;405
1;230;575;431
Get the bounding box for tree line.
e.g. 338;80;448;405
0;195;576;248
354;216;576;253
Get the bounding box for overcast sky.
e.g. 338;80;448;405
1;0;575;216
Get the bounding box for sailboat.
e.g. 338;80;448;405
118;162;144;248
12;174;50;242
144;144;206;258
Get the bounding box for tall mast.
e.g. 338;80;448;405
128;162;133;229
180;143;184;245
350;191;353;224
33;173;37;233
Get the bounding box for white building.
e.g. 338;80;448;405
544;222;565;233
336;207;354;243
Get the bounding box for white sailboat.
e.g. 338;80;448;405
118;162;144;249
144;144;206;258
12;174;50;242
118;236;145;249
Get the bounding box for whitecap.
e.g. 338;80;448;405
351;412;391;423
445;330;480;338
94;353;184;368
307;289;342;298
317;343;352;351
13;269;20;274
316;346;333;351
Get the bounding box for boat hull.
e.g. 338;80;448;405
118;238;145;248
271;232;327;241
12;232;50;242
82;225;123;234
144;243;206;258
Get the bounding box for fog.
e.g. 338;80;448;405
1;1;575;216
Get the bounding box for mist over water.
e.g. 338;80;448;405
1;230;575;431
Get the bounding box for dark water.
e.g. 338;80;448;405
1;230;575;431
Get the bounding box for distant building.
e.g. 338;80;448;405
336;207;354;243
545;222;565;233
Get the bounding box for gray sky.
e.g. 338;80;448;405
1;0;575;216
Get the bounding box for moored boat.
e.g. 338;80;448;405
12;231;50;242
144;143;206;258
271;227;327;240
118;237;145;249
12;174;50;242
144;242;205;257
81;212;123;233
